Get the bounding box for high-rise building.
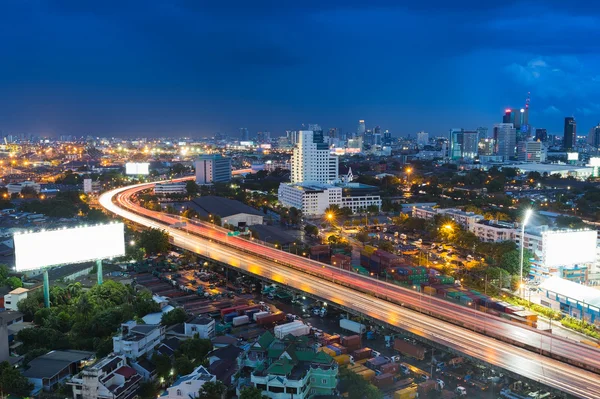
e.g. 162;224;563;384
535;128;548;143
563;117;576;151
291;130;339;184
383;130;392;145
478;138;495;156
518;140;546;163
357;120;366;138
256;131;271;143
588;124;600;148
286;130;298;145
416;131;429;147
476;127;488;139
195;154;232;184
503;109;521;130
493;123;517;160
240;128;250;142
328;128;338;139
449;129;478;159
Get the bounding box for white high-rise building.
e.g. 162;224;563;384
357;120;366;137
518;140;546;163
493;123;517;160
291;130;338;184
416;131;429;147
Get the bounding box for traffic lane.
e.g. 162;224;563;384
169;231;600;399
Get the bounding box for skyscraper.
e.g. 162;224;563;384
195;154;232;184
449;129;478;159
503;109;521;130
493;123;517;160
588;124;600;148
357;120;366;138
563;117;576;151
240;128;250;142
476;127;488;139
291;130;339;184
449;129;463;160
416;131;429;147
535;128;547;143
383;130;392;145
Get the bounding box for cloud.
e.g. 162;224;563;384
542;105;561;115
576;103;600;116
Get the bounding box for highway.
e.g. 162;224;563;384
100;180;600;399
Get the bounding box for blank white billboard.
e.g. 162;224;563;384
567;152;579;161
589;157;600;167
125;162;150;175
542;230;597;268
14;223;125;271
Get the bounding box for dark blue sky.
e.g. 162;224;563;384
1;1;600;138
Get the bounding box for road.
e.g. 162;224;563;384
100;180;600;399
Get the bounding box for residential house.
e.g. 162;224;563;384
112;321;165;359
22;350;95;394
163;365;216;399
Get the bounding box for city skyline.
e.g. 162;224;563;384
1;1;600;137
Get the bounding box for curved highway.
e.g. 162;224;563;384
100;180;600;399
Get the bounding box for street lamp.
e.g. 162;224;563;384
520;209;533;299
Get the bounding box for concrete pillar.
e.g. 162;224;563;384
43;269;50;308
97;259;103;285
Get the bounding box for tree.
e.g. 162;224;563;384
0;361;33;396
177;337;212;365
6;276;22;289
139;228;170;255
378;240;394;252
174;355;194;376
500;248;534;276
186;181;200;196
152;353;173;380
355;230;369;243
239;386;267;399
161;307;188;326
0;264;9;283
198;380;226;399
137;381;160;399
86;208;109;222
304;224;319;236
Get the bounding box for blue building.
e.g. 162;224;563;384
539;277;600;324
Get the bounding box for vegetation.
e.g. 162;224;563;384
0;361;33;396
17;281;160;358
139;228;170;255
239;386;268;399
161;307;188;326
197;380;226;399
339;368;383;399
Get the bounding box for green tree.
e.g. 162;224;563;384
239;386;267;399
6;276;22;289
137;381;160;399
304;224;319;236
198;380;226;399
152;353;173;380
500;248;534;276
177;337;212;365
378;240;394;252
0;264;9;283
186;181;200;196
139;228;170;255
161;307;188;326
355;230;369;243
0;361;33;396
86;208;110;222
174;355;194;376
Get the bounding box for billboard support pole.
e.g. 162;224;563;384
43;270;50;308
96;259;103;285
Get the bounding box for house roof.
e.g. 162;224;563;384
22;350;94;379
115;366;137;379
211;335;238;346
267;357;294;376
257;331;275;349
134;357;156;373
188;196;263;218
187;316;214;326
8;287;28;295
540;276;600;308
209;345;243;360
0;311;23;325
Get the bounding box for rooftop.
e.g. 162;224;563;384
188;196;263;218
22;350;94;379
187;316;214;326
540;277;600;308
8;287;28;295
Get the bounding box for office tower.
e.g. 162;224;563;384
462;131;479;158
493;123;517;160
308;124;323;134
478;138;495;156
587;124;600;148
563;117;576;151
374;126;381;135
286;130;298;145
476;127;488;139
328;128;338;139
383;130;392;145
416;131;429;147
291;130;339;184
373;133;381;146
239;128;250;142
518;140;546;163
535;128;548;143
449;129;463;159
195;154;232;184
357;120;366;137
363;129;373;145
502;109;522;130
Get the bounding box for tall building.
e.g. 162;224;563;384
416;131;429;147
588;124;600;148
357;120;366;137
286;130;298;145
240;128;250;142
493;123;517;160
383;130;392;145
328;128;338;139
291;130;338;184
535;128;548;143
256;131;270;143
478;138;495;156
563;117;576;150
518;140;546;163
195;154;232;184
503;109;521;130
477;127;489;139
449;129;478;159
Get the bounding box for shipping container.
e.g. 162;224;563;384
333;354;352;366
256;311;286;325
417;380;438;396
352;347;373;361
340;319;367;334
253;311;270;321
394;384;418;399
394;340;425;360
232;315;249;327
331;343;348;355
274;321;310;339
366;356;390;370
357;369;376;382
380;362;399;375
320;346;337;357
374;373;395;387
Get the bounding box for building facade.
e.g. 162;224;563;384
493;123;517;160
184;317;215;339
164;366;216;399
195;154;232;184
563;117;577;151
112;321;165;359
517;140;546;163
291;130;338;184
154;182;188;195
68;355;142;399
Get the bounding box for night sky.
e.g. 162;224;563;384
1;1;600;138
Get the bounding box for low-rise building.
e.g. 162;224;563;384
7;181;40;194
469;220;517;243
154;182;188;195
4;287;28;311
112;321;165;359
186;196;263;227
411;206;484;231
163;365;216;399
22;350;95;394
539;277;600;324
184;316;215;339
237;332;338;399
68;354;142;399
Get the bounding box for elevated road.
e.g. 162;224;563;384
100;180;600;399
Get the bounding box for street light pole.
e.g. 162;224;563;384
520;209;533;299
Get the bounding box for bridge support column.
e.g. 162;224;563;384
97;259;103;285
43;270;50;308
